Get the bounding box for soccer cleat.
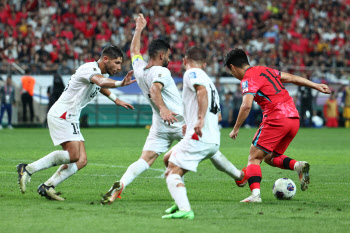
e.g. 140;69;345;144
17;163;31;194
162;210;194;219
294;161;310;191
100;181;124;205
164;203;179;214
240;194;262;203
235;167;247;187
37;183;64;201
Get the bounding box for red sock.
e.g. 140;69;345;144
272;155;297;170
246;164;262;191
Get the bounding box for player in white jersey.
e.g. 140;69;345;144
101;15;244;206
162;46;244;219
17;45;135;201
101;14;184;205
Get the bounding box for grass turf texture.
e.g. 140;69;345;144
0;128;349;233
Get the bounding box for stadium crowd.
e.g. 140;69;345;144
0;0;349;82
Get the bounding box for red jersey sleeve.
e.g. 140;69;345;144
241;71;267;96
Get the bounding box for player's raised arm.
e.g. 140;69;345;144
99;88;134;110
149;82;178;125
91;70;136;88
130;13;147;58
280;72;331;94
194;85;208;137
229;94;254;140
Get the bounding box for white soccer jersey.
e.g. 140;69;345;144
182;68;221;145
48;62;108;123
132;55;184;132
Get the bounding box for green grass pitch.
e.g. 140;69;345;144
0;128;349;233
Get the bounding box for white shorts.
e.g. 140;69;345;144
48;116;84;146
169;138;219;172
143;128;183;155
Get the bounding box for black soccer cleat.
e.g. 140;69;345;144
16;163;31;194
37;183;64;201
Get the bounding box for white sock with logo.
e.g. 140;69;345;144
26;151;70;174
44;163;78;187
166;174;191;212
120;159;150;188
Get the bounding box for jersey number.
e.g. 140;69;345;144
259;69;285;94
71;123;80;135
209;86;220;114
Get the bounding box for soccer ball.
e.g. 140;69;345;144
272;178;296;200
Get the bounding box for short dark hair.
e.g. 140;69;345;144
101;45;124;60
148;39;170;59
224;48;250;68
185;46;207;63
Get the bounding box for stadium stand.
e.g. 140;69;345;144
0;0;349;81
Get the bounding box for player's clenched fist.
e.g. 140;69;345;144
135;13;147;30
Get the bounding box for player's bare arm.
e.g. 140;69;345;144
229;94;254;140
91;70;136;88
99;88;134;110
280;72;331;94
149;82;178;125
194;85;208;137
130;13;147;58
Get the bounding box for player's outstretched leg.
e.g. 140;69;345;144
17;150;70;193
17;164;31;194
210;151;246;186
101;181;124;205
37;183;64;201
294;161;310;191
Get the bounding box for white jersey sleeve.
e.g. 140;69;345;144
152;68;173;88
186;71;207;91
76;63;102;83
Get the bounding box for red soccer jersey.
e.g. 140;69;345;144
241;66;299;121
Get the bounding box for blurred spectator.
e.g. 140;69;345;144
342;85;350;128
233;84;242;125
323;91;339;128
47;74;64;111
0;75;15;129
297;82;314;127
20;72;35;122
220;92;233;128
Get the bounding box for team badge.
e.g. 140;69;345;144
158;74;162;78
242;81;248;92
189;72;197;79
93;68;97;71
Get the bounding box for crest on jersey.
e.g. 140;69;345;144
189;72;197;79
93;68;97;71
242;81;248;92
158;74;162;78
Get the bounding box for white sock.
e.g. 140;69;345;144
26;151;70;174
166;174;191;212
44;163;78;187
252;188;260;196
210;151;242;180
120;159;149;188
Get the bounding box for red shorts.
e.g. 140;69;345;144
252;117;299;155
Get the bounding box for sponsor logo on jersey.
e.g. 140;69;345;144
242;81;248;92
189;72;197;79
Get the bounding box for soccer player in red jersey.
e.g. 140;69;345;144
224;49;330;202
